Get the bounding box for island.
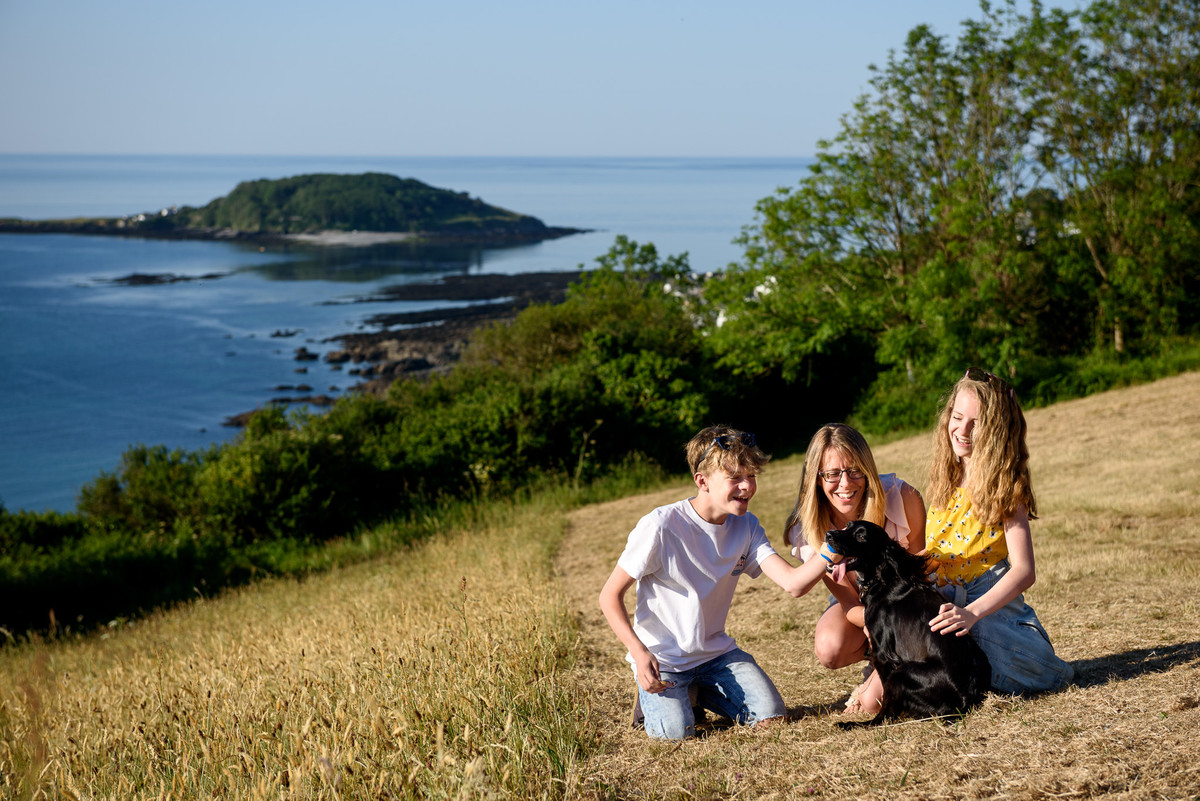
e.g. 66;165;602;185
1;171;594;428
0;172;586;245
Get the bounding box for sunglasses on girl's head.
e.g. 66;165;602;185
701;432;757;461
964;367;1014;397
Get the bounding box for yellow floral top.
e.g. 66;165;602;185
925;487;1007;585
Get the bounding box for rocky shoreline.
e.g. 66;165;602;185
221;270;585;426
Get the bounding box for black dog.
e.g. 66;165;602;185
824;520;991;727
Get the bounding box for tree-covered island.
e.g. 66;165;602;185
0;172;585;243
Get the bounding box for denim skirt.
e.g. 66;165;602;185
936;559;1074;694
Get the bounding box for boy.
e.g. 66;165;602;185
599;425;842;740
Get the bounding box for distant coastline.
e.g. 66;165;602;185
1;154;794;513
0;217;587;246
0;171;590;245
218;269;587;426
0;168;594;432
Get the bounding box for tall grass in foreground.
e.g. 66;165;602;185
0;494;597;800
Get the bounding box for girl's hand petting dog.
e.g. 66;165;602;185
929;602;981;636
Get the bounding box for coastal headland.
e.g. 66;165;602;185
324;270;585;390
217;270;586;427
0;171;587;245
0;218;585;247
3;171;590;427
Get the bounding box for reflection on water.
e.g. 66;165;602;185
239;238;549;284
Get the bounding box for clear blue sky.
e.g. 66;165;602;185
0;1;1077;157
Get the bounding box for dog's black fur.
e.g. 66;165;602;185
825;520;991;727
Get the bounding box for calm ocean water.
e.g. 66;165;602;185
0;154;812;512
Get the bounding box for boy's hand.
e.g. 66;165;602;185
634;650;673;693
813;543;847;583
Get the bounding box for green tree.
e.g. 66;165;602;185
1017;0;1200;353
708;4;1044;420
465;236;711;470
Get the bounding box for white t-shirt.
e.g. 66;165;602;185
617;497;778;673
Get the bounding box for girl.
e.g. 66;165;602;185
783;423;925;714
925;369;1073;693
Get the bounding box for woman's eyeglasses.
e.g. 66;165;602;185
818;467;865;483
964;367;1014;398
701;432;757;462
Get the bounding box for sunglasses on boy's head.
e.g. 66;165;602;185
964;367;1014;398
701;432;757;462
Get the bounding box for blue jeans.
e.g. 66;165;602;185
937;560;1074;694
637;648;785;740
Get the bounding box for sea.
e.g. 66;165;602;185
0;154;814;513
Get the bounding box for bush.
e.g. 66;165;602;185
0;508;88;554
77;444;205;536
0;519;234;635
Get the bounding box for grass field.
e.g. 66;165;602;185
3;372;1199;799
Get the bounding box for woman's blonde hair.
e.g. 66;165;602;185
783;423;887;552
926;371;1037;528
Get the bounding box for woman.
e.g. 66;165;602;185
783;423;925;714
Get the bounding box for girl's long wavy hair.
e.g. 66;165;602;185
783;423;887;552
926;373;1037;528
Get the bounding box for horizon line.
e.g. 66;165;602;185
0;151;817;161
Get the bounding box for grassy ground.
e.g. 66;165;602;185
2;371;1198;799
0;495;594;800
560;370;1200;799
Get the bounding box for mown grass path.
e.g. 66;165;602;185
557;371;1200;799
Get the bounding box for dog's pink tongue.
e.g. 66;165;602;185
831;563;848;583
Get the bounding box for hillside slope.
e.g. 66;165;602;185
558;370;1200;798
2;372;1197;799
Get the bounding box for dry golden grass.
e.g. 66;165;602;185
0;498;595;800
560;371;1200;800
3;372;1199;800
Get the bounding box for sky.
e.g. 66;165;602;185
0;1;1078;158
